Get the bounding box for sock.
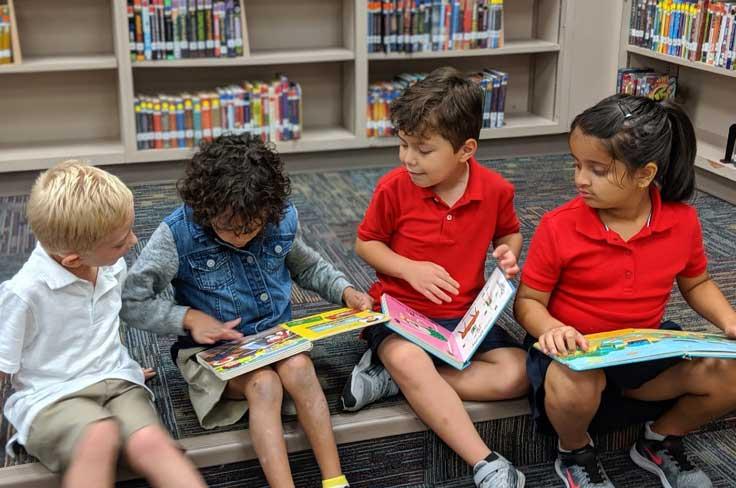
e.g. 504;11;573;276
644;421;666;441
322;474;349;488
558;434;594;453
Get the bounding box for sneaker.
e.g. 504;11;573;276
554;444;614;488
341;349;399;412
630;434;713;488
473;453;525;488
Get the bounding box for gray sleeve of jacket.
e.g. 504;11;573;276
120;223;189;336
286;226;353;306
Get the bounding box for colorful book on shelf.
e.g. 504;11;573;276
380;266;515;370
196;308;389;380
534;328;736;371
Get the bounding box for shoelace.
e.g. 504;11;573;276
563;448;606;484
660;437;695;472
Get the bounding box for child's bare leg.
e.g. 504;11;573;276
228;367;294;488
124;425;206;487
544;362;606;450
379;335;491;465
624;358;736;435
62;419;120;488
438;348;528;401
275;353;342;480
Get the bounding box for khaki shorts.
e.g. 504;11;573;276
24;379;160;472
176;347;249;430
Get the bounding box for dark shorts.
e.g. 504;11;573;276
524;321;684;435
365;317;523;367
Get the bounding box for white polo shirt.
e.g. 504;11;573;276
0;243;148;453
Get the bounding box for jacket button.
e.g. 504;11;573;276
274;245;283;254
206;259;215;268
247;256;255;264
259;292;269;302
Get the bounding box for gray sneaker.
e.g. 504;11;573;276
630;434;712;488
341;349;399;412
554;445;614;488
473;453;525;488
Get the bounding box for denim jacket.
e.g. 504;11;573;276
121;203;352;358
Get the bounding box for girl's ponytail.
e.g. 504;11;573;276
658;101;696;202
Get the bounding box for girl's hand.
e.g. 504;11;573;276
184;309;244;345
343;287;374;310
724;321;736;339
538;325;588;356
492;244;520;279
142;368;157;381
402;260;460;305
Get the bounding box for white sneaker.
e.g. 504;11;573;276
341;349;399;412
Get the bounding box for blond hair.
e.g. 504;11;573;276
27;160;133;255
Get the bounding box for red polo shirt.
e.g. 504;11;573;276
521;186;708;334
358;157;520;319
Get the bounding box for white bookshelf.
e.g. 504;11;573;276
0;0;572;172
619;0;736;203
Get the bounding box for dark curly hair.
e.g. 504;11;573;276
177;134;291;233
390;66;483;151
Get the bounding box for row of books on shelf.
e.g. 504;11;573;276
134;75;302;150
0;3;16;65
367;0;504;54
629;0;736;70
367;69;507;137
126;0;245;62
616;67;678;100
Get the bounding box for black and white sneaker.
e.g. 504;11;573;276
341;349;399;412
630;434;712;488
554;444;614;488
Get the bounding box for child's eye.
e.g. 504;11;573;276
592;167;608;176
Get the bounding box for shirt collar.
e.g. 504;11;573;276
575;185;673;241
32;243;125;290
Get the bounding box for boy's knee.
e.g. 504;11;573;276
545;367;605;412
692;358;736;397
245;368;283;405
126;425;173;458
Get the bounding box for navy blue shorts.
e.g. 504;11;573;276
365;316;523;367
524;321;684;434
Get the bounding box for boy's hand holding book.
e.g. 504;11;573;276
184;309;244;344
342;286;374;310
400;260;460;305
538;325;589;357
492;244;520;279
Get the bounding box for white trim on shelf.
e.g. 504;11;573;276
696;139;736;184
0;55;118;74
126;127;360;163
626;45;736;79
132;48;355;68
368;40;560;61
0;140;125;172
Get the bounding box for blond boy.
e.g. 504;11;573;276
0;161;204;487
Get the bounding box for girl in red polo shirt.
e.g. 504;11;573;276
514;94;736;488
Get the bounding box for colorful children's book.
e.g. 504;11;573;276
535;328;736;371
197;308;388;380
381;266;515;370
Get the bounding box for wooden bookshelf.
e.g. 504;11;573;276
0;0;573;172
619;0;736;203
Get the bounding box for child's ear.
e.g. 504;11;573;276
458;138;478;162
636;161;659;188
59;253;84;269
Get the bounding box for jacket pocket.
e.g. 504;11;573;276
187;249;235;291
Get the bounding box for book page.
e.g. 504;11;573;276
382;294;460;360
282;308;388;341
452;267;515;362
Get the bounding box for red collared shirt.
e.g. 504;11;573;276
521;186;708;334
358;157;520;319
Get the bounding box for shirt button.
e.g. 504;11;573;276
259;292;269;302
446;214;453;221
274;245;283;254
206;259;215;268
246;256;255;264
625;271;633;278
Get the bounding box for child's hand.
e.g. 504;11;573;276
403;261;460;305
343;287;374;310
142;368;157;381
725;321;736;339
538;325;588;357
184;309;244;345
492;244;520;279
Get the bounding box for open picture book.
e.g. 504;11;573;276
197;308;388;380
534;328;736;371
381;267;515;370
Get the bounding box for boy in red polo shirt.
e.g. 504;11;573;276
342;67;528;488
515;95;736;488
